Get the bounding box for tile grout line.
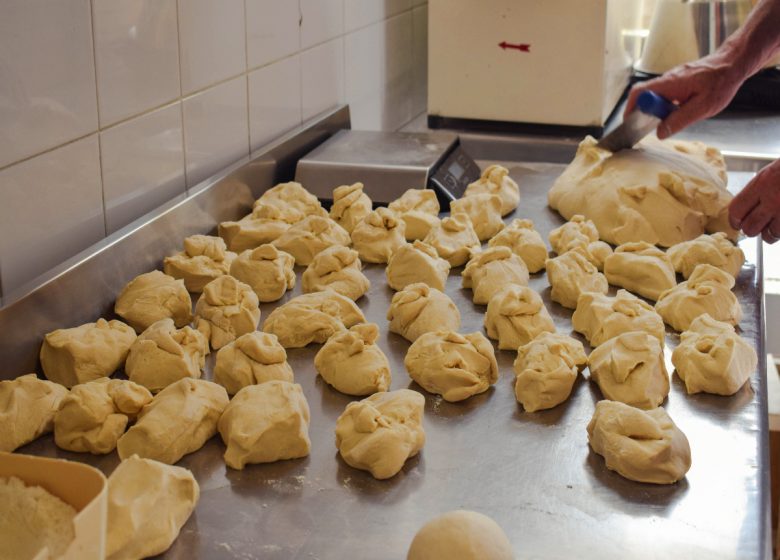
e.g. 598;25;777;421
88;0;108;237
243;0;252;155
174;0;189;192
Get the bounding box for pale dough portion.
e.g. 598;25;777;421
301;245;370;300
388;188;441;242
252;181;326;219
464;164;520;216
450;193;505;242
54;378;151;454
572;289;666;347
117;378;229;464
655;263;742;331
314;323;391;395
513;332;587;412
405;331;498;402
125;318;208;393
587;400;691;484
423;212;480;267
462;246;529;305
217;381;310;469
588;331;670;409
386;240;450;291
672;314;757;396
194;275;261;350
351;207;406;263
229;244;295;302
213;331;294;395
218;203;294;253
263;290;366;348
407;510;514;560
604;242;676;301
387;283;461;342
0;374;68;452
401;211;441;241
335;389;425;480
546;248;609;309
106;455;199;560
330;182;372;233
484;285;555;350
163;235;236;293
549;214;613;270
667;231;745;279
272;214;351;265
114;270;192;333
488;218;548;273
40;318;137;388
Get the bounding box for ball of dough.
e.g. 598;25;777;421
386;240;450;291
667;232;745;279
229;244;295;302
163;235;237;293
604;242;676;301
315;323;391;395
218;381;311;469
401;211;441;241
125;318;208;393
587;400;691;484
513;332;587;412
351;207;406;264
213;331;294;395
588;331;670;409
387;283;461;342
194;275;261;350
464;164;520;216
672;313;757;395
423;213;480;267
272;214;351;266
572;289;666;347
388;188;440;216
117;378;229;464
485;285;555;350
549;214;612;270
0;374;68;452
301;245;370;300
262;290;366;348
218;203;294;253
405;331;498;402
545;248;609;309
330;182;372;233
450;193;505;242
40;318;137;388
462;246;529;305
252;181;326;219
407;510;514;560
487;218;548;273
335;389;425;480
114;270;192;333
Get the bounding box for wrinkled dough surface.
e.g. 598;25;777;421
163;235;236;293
572;289;666;347
462;246;529;305
213;331;294;395
252;181;326;219
485;285;555;350
272;215;350;266
387;283;461;342
315;323;391;395
423;213;480;267
194;275;261;350
464;164;520;216
488;218;548;273
330;182;372;233
115;270;192;333
351;207;406;263
388;188;440;216
604;242;676;301
450;193;505;241
229;244;295;302
218;203;293;253
0;374;68;452
407;510;514;560
301;245;370;300
667;232;745;279
549;214;612;270
386;241;450;291
546;248;608;309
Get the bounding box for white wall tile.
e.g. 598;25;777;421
300;0;343;49
183;77;249;187
411;5;428;116
0;0;98;168
301;39;345;121
178;0;246;95
344;0;411;32
246;0;301;69
93;0;180;126
0;135;104;294
100;103;185;233
248;55;302;151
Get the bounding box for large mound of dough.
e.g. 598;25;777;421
54;378;152;454
587;400;691;484
272;215;350;265
388;188;441;242
218;381;310;469
0;374;68;452
315;323;391;395
229;244;295;302
117;378;228;464
125;319;208;392
387;283;461;342
163;235;236;293
407;510;514;560
330;182;372;233
386;240;450;291
351;207;406;263
549;214;613;270
604;242;676;301
488;218;548;273
263;290;366;348
41;318;137;388
546;248;608;309
667;232;745;279
106;455;199;560
253;181;326;219
672;314;757;395
464;164;520;216
194;275;261;350
218;203;294;253
513;332;587;412
548;136;735;247
485;285;555;350
301;245;370;300
655;263;742;331
335;389;425;480
588;331;670;409
462;246;529;305
450;193;505;242
423;213;480;267
405;331;498;402
572;289;666;347
213;331;293;395
115;270;192;333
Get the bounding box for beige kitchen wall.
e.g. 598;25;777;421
0;0;428;300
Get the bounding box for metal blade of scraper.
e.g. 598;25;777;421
596;91;677;152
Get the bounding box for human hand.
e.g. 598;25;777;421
729;158;780;243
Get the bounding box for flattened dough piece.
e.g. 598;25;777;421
0;374;68;452
194;275;261;350
604;241;676;301
315;323;391;395
301;245;370;300
450;193;504;242
213;331;293;395
229;244;295;302
572;289;666;347
387;283;461;342
667;232;745;279
272;215;350;266
549;214;612;270
386;240;450;291
252;181;326;219
330;182;372;233
423;213;480;267
488;218;548;273
407;510;514;560
462;246;529;305
485;285;555;350
546;248;608;309
163;235;236;293
218;203;294;252
351;207;406;263
115;270;192;333
464;164;520;216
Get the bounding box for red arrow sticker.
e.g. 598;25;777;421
499;41;530;52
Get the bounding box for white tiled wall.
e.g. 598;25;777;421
0;0;428;299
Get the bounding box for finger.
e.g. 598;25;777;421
656;97;716;139
761;227;778;244
624;74;688;119
729;180;763;229
741;202;775;237
769;217;780;240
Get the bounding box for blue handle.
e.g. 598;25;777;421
637;91;677;120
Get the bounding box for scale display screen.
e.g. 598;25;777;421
428;143;481;209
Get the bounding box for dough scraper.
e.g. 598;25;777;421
597;91;678;152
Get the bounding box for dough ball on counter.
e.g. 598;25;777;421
315;323;391;396
386;240;450;291
462;246;529;305
464;164;520;216
272;215;351;266
572;289;666;347
335;389;425;480
401;211;441;241
213;331;293;396
514;332;587;412
194;275;261;351
117;378;228;464
588;331;670;409
423;213;480;267
351;207;407;263
450;193;505;242
487;218;548;273
407;510;514;560
388;188;441;242
485;285;555;350
330;182;372;233
549;214;612;270
218;381;310;469
655;263;742;331
667;231;745;279
114;270;192;333
125;318;208;393
106;455;199;560
164;235;236;293
604;241;676;301
387;283;461;342
672;314;757;396
40;318;137;388
263;290;366;348
53;378;152;454
0;374;68;452
587;400;691;484
229;244;295;302
545;248;609;309
252;181;327;219
405;331;498;402
218;203;295;253
301;245;370;300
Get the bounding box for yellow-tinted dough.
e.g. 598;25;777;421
604;242;676;301
229;244;295;302
351;207;406;264
462;246;529;305
572;289;666;347
450;193;505;242
301;245;370;300
400;211;441;241
484;285;555;350
330;182;372;233
314;323;391;395
272;215;351;266
252;181;326;219
423;213;480;267
114;270;192;333
488;218;548;273
387;283;461;342
386;240;450;291
667;232;745;279
388;188;441;242
464;164;520;216
164;235;237;293
213;331;293;395
0;374;68;452
549;214;613;270
218;203;294;253
407;510;514;560
546;248;609;309
194;275;261;350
